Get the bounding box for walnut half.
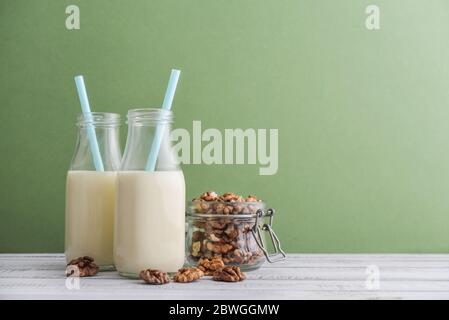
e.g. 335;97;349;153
197;257;225;276
173;267;204;283
66;256;99;277
212;266;246;282
139;269;170;285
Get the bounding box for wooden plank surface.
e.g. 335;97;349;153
1;254;449;300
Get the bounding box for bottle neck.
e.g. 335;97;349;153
121;108;178;171
70;113;122;171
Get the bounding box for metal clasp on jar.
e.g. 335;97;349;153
251;209;286;263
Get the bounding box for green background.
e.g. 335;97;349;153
1;0;449;253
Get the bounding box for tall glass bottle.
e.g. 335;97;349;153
65;112;121;268
115;109;185;277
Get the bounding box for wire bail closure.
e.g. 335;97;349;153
251;208;286;263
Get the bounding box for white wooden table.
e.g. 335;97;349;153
1;254;449;300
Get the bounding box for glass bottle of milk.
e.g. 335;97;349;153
65;112;121;269
115;109;185;277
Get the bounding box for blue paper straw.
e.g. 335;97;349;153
145;69;181;171
74;75;104;171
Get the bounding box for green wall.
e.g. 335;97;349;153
1;0;449;253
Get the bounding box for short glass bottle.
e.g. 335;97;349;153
114;108;185;277
65;112;121;269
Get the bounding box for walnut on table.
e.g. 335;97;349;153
212;266;246;282
139;269;170;285
66;256;99;277
173;267;204;283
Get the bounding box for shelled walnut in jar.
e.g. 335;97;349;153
186;191;285;271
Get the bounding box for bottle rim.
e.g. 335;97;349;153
127;108;173;125
76;112;121;127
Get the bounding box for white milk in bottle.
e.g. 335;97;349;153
65;112;121;268
115;171;185;274
115;109;185;276
65;171;116;266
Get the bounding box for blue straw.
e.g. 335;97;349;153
74;75;104;171
145;69;181;171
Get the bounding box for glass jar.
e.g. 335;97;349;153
65;112;121;269
115;108;185;277
186;201;286;271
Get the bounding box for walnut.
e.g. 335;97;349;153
221;244;233;253
224;224;239;239
223;205;233;214
193;219;206;228
241;206;250;214
201;239;209;253
220;192;243;202
232;204;243;214
205;241;215;252
202;251;213;259
173;267;204;283
66;256;99;277
192;231;204;242
243;223;253;232
206;241;233;254
230;249;245;264
213;202;225;214
207;227;224;236
246;195;259;202
207;219;228;230
207;232;221;242
191;241;202;257
200;191;219;201
139;269;170;285
197;257;225;276
213;266;246;282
